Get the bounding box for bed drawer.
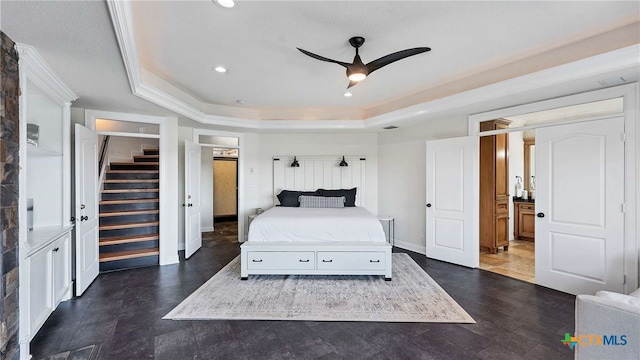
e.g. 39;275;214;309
246;251;315;270
317;251;386;270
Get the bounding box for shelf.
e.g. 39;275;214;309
26;225;74;257
27;143;62;157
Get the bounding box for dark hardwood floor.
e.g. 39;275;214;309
31;226;575;360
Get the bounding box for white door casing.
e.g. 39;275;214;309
74;124;99;295
185;140;202;258
426;137;478;268
535;117;625;295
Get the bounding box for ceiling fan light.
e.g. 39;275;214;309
348;73;367;82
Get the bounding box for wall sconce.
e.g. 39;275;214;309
290;156;300;167
339;156;348;167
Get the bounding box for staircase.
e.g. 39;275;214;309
99;148;160;272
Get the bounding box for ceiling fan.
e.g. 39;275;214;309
297;36;431;89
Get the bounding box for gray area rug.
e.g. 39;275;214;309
164;253;475;323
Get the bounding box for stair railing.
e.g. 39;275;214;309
97;135;111;193
98;135;111;175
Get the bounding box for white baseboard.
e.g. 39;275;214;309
202;227;214;232
393;239;426;255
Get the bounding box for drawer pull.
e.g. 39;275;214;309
252;259;263;262
322;259;333;263
299;259;310;263
369;259;380;263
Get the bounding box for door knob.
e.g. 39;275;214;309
188;203;193;207
537;212;545;218
426;203;432;208
80;216;88;221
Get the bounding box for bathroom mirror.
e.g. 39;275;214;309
523;138;535;192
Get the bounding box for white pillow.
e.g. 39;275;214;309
298;195;345;208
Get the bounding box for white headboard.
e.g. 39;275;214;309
273;156;367;207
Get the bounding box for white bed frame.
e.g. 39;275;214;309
240;156;393;280
240;241;392;280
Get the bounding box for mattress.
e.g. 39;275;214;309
248;206;386;243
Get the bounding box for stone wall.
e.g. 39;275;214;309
0;31;20;360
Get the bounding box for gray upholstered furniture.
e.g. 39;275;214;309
575;287;640;359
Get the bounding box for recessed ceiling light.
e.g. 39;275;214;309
383;126;399;130
214;66;227;73
236;100;246;104
344;92;353;97
214;0;235;8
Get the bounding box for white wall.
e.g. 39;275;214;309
201;147;214;232
377;116;468;254
105;136;159;163
508;131;524;241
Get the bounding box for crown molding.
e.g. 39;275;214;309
15;44;78;104
108;0;639;130
106;0;141;94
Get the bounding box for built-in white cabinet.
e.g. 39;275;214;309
27;232;71;335
17;44;78;359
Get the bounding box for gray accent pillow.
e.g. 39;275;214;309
299;195;345;208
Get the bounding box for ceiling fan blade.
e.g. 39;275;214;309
366;47;431;73
297;48;349;68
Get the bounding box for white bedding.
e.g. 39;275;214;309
248;206;386;243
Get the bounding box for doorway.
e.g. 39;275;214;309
185;129;244;258
478;125;535;283
469;86;636;295
208;152;239;246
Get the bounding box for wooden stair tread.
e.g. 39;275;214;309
100;233;159;245
100;221;159;230
106;170;159;173
100;209;159;217
102;188;159;193
100;248;159;262
110;162;159;166
104;179;159;183
134;155;159;159
100;198;159;205
143;148;159;152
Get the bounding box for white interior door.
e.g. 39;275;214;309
536;117;625;295
426;136;478;268
185;140;202;258
74;124;99;296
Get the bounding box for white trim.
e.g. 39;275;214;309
478;112;625;137
469;83;638;294
193;129;246;243
96;131;160;139
393;239;426;256
85;109;180;266
15;44;78;104
202;227;214;232
106;0;141;93
106;2;639;129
